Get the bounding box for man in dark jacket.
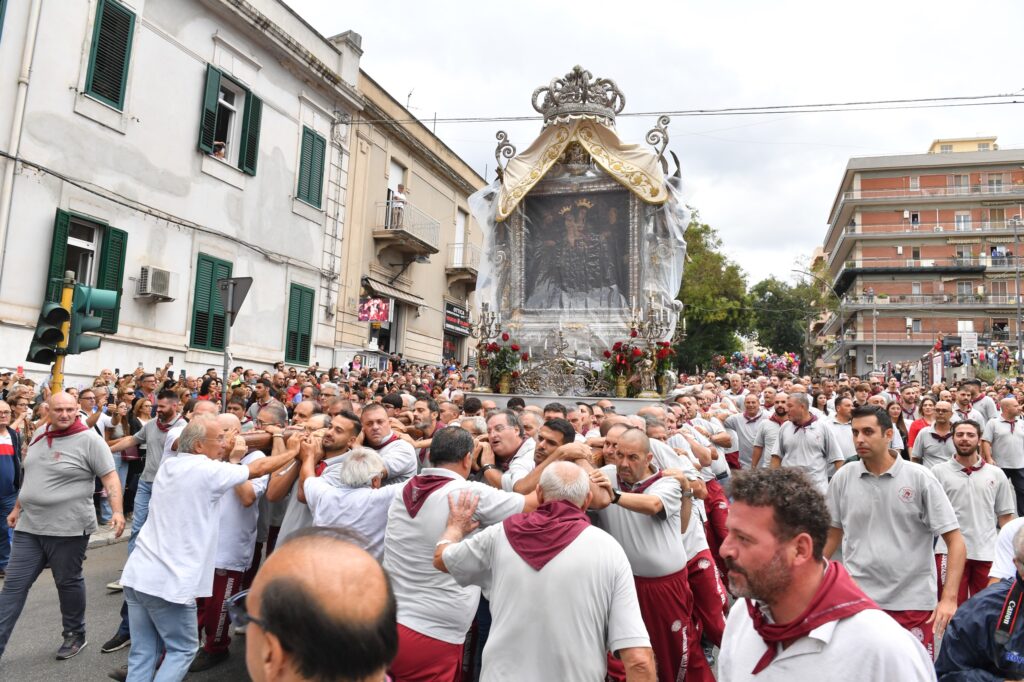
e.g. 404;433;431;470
936;523;1024;680
0;401;23;578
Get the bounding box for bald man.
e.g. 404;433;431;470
982;397;1024;515
243;528;397;682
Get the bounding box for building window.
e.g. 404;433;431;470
940;144;953;153
956;281;973;302
958;320;974;333
47;209;127;333
285;284;315;365
988;176;1004;193
912;246;921;260
911;281;921;296
190;253;232;351
84;0;136;110
951;174;970;193
992;281;1009;298
954;212;972;231
909;176;920;191
989;208;1006;228
911;319;922;333
197;64;263;175
978;143;991;151
296;127;327;208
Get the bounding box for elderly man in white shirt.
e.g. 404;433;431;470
120;416;298;681
301;445;396;560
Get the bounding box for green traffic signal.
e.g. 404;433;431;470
67;284;119;355
26;302;71;364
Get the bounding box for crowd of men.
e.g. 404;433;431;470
3;361;1024;680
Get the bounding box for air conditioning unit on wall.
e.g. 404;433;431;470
135;266;178;302
865;354;875;364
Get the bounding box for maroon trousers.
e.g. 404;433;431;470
703;479;730;579
389;624;463;682
195;568;244;654
936;554;992;606
687;549;728;648
885;609;934;659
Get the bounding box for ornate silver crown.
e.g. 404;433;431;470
531;66;626;126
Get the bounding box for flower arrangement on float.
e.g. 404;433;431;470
478;332;529;393
600;330;648;397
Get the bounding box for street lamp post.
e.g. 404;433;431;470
1014;214;1022;362
792;268;845;372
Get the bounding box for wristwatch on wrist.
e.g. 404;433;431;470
682;490;694;499
611;488;622;504
481;464;499;474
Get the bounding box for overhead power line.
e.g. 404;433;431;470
352;92;1024;126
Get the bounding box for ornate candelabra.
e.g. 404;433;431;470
630;297;672;398
470;303;503;390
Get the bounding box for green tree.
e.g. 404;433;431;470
749;277;816;355
675;215;751;372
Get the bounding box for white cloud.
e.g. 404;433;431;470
287;0;1024;284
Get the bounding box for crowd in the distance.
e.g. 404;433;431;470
0;360;1023;681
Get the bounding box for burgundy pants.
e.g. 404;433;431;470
195;568;243;654
703;478;730;578
936;554;992;605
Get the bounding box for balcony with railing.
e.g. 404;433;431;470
832;255;986;293
842;293;1024;308
445;242;480;287
842;183;1024;202
372;200;440;256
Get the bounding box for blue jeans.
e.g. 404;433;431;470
127;479;153;556
99;456;130;525
0;492;17;569
124;586;198;681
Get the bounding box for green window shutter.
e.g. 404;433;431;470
197;64;221;154
296;127;326;207
46;210;71;303
239;92;262;175
84;0;135;110
285;284;314;365
190;254;232;351
95;226;128;334
296;128;314;204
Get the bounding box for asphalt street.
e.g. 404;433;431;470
1;541;251;681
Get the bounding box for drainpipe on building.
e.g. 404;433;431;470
0;0;43;281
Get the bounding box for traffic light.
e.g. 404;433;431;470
26;303;71;364
67;284;118;355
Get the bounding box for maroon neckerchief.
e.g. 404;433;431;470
901;406;916;421
747;561;877;674
960;457;985;476
769;414;786;426
503;500;591;571
619;470;663;493
931;429;953;443
368;433;401;451
155;415;183;433
792;415;817;432
31;420;90;447
745;413;762;425
1004;419;1018;434
402;474;453;518
956;408;972;421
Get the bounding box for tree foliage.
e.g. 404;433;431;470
749;277;816;355
675;215;751;372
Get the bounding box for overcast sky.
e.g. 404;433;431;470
288;0;1024;286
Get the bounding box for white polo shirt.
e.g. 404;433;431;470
989;516;1024;581
304;478;398;560
375;434;417;483
444;523;651;682
910;425;956;469
973;395;999;424
825;417;856;460
952;406;984;424
501;438;536;492
122;453;249;603
592;466;687;577
214;451;270;572
981;416;1024;469
932;457;1016;560
383;468;524;644
719;595;936;682
826;456;959;610
723;411;767;469
754;418;785;469
776;417;844;493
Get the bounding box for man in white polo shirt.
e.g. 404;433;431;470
911;400;956;469
771;393;843;494
121;416;298;680
436;462;656;682
825;404;965;658
723;394;767;470
384;427;537;681
953;387;984;424
825;395;856;461
718;467;935;681
751;392;787;469
964;379;998;424
981;396;1024;515
932;419;1016;606
479;409;536;492
360;402;417;484
591;428;707;682
190;412;269;673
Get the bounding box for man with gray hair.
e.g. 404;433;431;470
771;392;844;494
936;524;1024;679
300;445;395;560
435;462;656;681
